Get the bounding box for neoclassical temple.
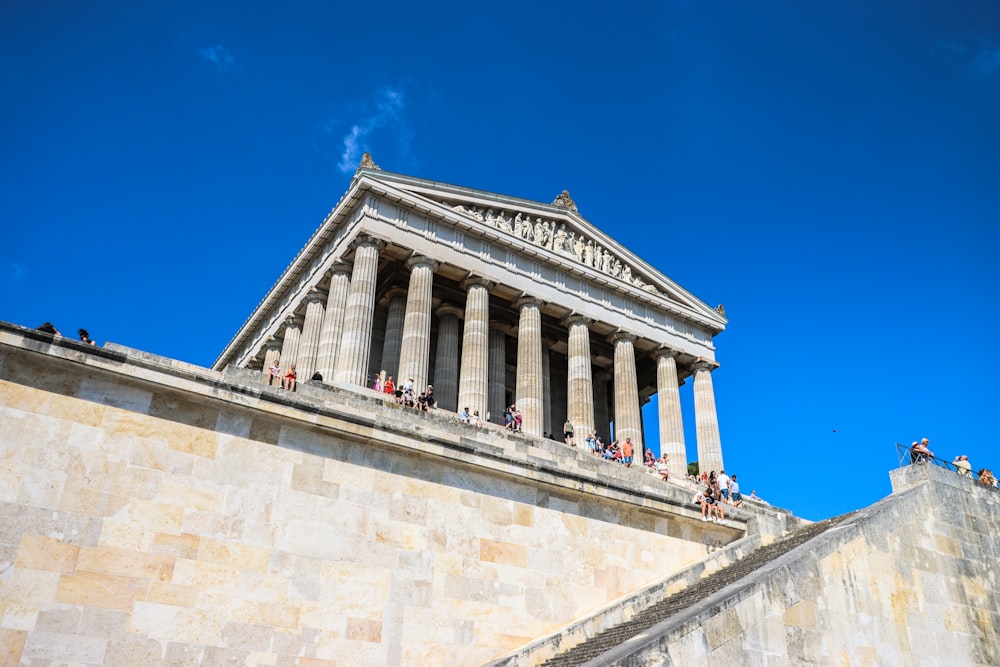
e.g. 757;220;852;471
213;154;728;476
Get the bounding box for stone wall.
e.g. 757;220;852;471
599;463;1000;666
0;323;757;666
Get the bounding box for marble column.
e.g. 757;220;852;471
654;348;687;478
515;297;544;437
315;262;351;379
692;361;725;475
542;347;552;436
564;316;595;441
593;371;611;441
260;338;282;385
488;321;507;425
611;332;643;458
458;277;492;419
295;287;328;380
279;315;303;373
433;305;463;411
333;235;384;386
379;287;408;381
397;256;439;393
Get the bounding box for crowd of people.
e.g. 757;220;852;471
690;469;745;524
910;437;997;488
372;375;436;412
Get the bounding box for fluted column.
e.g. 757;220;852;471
397;256;439;392
542;347;553;435
564;316;595;442
316;262;351;378
295;287;328;380
279;315;304;372
334;235;384;386
654;349;687;478
379;287;408;380
611;332;643;457
433;305;463;411
515;297;544;437
593;371;611;440
457;277;492;419
488;321;507;425
260;338;282;384
692;361;724;475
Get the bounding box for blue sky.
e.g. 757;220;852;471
3;1;998;521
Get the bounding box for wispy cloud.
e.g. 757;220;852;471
969;43;1000;77
199;45;236;71
328;86;411;173
937;37;1000;79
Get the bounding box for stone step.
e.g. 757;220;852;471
539;512;856;667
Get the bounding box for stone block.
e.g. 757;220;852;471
152;532;200;560
0;567;61;606
346;617;383;643
15;534;79;574
31;606;79;637
21;629;107;663
103;635;164;667
145;581;197;608
55;570;148;612
131;601;221;645
0;628;27;665
76;545;174;582
480;539;527;568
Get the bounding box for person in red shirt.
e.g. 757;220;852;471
384;376;395;399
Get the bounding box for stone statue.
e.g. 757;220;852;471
533;220;546;247
572;234;585;261
496;211;512;233
716;303;726;317
583;240;594;267
622;265;632;282
551;190;578;213
553;225;567;253
357;152;381;171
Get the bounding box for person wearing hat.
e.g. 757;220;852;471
953;455;972;477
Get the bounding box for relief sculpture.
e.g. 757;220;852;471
450;201;657;293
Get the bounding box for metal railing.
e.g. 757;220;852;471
896;442;997;490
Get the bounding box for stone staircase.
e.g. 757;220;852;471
538;511;857;667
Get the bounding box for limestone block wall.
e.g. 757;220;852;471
0;324;752;666
606;463;1000;666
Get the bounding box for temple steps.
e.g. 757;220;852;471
538;511;857;667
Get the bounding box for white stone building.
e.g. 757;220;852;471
213;154;729;476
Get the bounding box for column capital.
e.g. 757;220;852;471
264;337;283;351
379;286;408;305
652;346;681;360
406;255;440;273
488;319;510;330
690;358;720;373
351;234;386;252
303;287;329;304
325;260;352;277
609;330;636;345
514;296;545;311
561;314;593;328
436;304;464;319
461;275;494;291
282;314;304;330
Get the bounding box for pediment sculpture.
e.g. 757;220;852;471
449;202;657;294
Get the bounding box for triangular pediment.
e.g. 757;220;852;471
355;169;726;328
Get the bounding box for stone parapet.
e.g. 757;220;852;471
0;320;769;666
